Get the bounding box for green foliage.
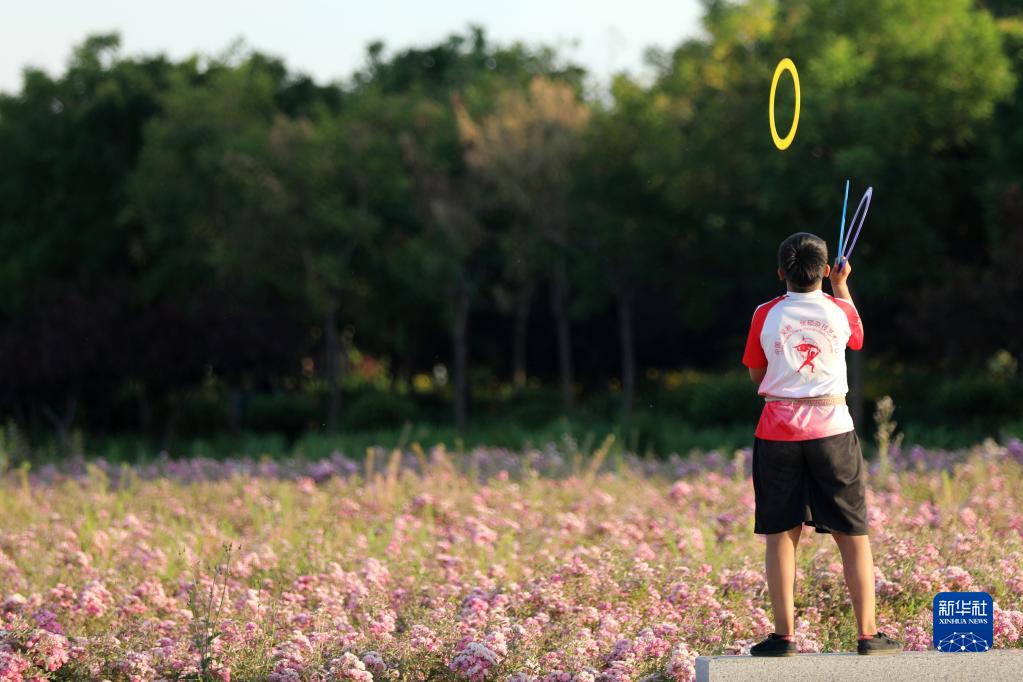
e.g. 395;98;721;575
647;373;762;427
645;0;1015;349
242;394;320;436
342;391;418;430
930;374;1023;427
865;365;1023;433
178;394;230;437
3;3;1023;448
499;386;565;427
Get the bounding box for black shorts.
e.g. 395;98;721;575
752;430;868;535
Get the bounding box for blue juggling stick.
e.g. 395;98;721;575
841;187;873;264
837;179;849;272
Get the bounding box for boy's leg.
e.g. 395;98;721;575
765;524;802;635
833;531;877;636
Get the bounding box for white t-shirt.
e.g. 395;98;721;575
742;289;864;440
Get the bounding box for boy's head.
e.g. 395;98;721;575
777;232;830;291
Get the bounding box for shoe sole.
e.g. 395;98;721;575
751;651;797;657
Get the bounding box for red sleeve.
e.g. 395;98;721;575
827;296;864;350
742;305;770;369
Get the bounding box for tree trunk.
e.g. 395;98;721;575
389;345;401;391
324;306;341;433
228;388;244;435
512;285;531;388
389;324;407;391
452;279;470;433
549;256;574;412
41;394;77;452
617;290;636;435
397;359;413;391
139;391;153;437
160;397;180;454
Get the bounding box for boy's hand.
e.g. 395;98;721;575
830;258;853;300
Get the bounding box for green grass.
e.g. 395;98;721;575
6;407;1023;469
56;416;754;464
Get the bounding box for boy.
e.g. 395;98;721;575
742;232;902;656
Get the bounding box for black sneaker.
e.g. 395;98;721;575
857;631;902;655
750;633;797;656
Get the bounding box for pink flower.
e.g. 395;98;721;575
47;584;76;610
114;651;157;681
669;481;693;502
940;566;974;592
361;651;385;674
368;609;396;639
31;609;62;635
594;652;637;682
409;624;443;653
325;652;373;682
133;580;175;612
271;631;313;670
78;581;113;617
538;672;571;682
900;625;931;651
363;558;390;590
959;508;978;530
632;627;671;659
676;528;704;556
793;618;821;653
994;606;1023;645
0;647;31;682
665;641;697;682
483;630;509;658
1;595;27;614
450;641;501;681
25;629;70;671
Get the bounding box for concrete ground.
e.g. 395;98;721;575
695;650;1023;681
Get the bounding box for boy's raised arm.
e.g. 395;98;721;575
830;259;854;302
830;259;864;350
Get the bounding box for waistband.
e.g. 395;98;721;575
764;395;846;406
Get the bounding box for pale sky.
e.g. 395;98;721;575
0;1;704;94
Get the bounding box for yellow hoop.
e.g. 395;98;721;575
769;58;800;151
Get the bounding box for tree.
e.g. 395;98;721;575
254;112;384;431
0;34;179;445
345;29;586;428
455;76;591;412
573;75;674;432
397;98;487;433
126;55;310;440
642;0;1014;425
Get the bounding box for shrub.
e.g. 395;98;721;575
501;386;565;427
686;374;760;426
178;393;229;436
242;393;318;436
343;391;418;430
649;373;759;427
930;375;1023;427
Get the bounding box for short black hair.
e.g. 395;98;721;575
778;232;828;289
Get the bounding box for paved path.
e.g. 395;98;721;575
695;650;1023;681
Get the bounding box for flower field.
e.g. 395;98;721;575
2;438;1023;681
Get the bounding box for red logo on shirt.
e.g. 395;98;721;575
794;338;821;373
